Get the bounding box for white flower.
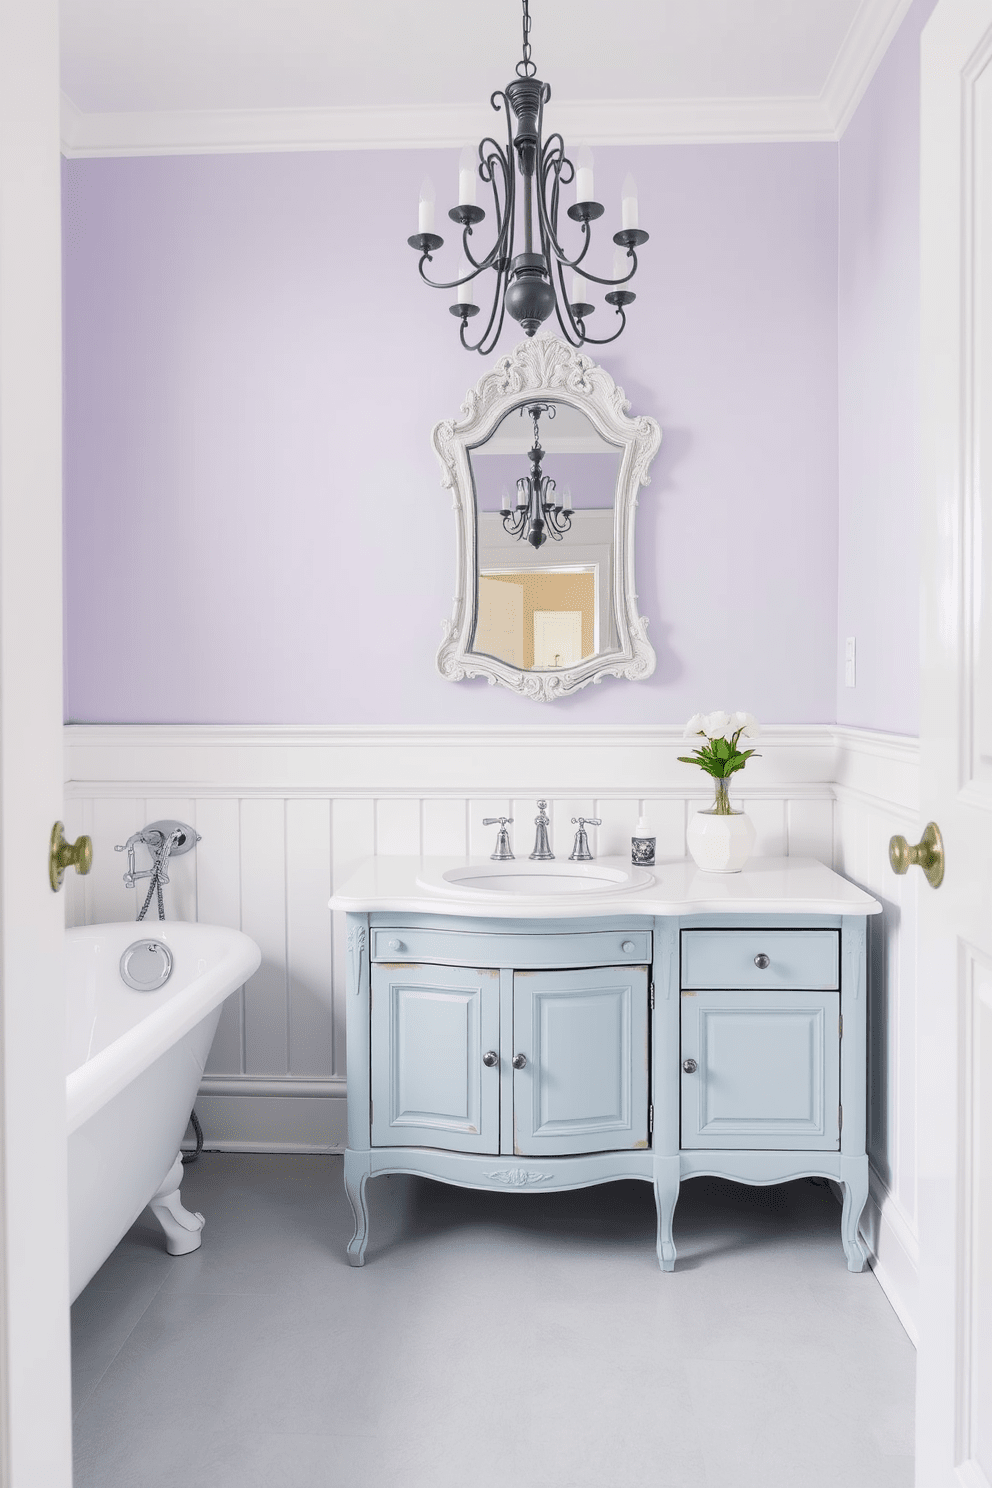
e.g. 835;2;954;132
731;711;759;739
683;712;706;739
702;710;731;740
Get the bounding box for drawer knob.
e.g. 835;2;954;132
754;953;770;970
512;1053;527;1070
621;940;636;954
483;1050;499;1068
388;938;403;952
682;1058;698;1074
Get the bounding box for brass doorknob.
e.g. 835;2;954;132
49;821;93;892
889;822;944;889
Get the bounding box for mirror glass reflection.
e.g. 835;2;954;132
468;401;622;671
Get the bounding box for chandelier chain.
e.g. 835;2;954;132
516;0;536;78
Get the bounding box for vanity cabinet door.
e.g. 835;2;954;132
371;962;500;1153
680;990;840;1150
511;966;649;1157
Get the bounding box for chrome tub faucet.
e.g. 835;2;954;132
530;801;554;861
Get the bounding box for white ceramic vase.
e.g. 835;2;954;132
686;778;756;874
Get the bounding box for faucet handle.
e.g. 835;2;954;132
483;816;515;862
568;816;601;863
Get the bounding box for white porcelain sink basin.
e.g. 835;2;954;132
416;859;654;898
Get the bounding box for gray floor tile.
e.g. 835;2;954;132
72;1154;915;1488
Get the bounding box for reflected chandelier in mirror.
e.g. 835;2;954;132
432;335;661;702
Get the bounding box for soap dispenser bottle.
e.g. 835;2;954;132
631;815;656;866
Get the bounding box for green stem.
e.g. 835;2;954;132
712;777;732;815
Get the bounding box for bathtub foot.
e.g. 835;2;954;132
149;1154;205;1256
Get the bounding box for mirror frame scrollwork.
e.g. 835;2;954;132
432;334;661;701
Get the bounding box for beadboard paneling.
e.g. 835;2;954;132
63;722;920;1335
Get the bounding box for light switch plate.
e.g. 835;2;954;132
844;636;856;688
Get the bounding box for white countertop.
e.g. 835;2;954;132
329;856;882;919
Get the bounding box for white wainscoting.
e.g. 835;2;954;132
63;722;920;1333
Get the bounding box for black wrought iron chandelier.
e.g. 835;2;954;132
407;0;649;355
501;403;572;548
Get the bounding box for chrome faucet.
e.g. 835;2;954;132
483;816;514;861
568;817;601;862
529;801;554;861
114;819;200;922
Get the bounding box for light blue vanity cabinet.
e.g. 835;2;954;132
334;858;880;1273
370;955;650;1158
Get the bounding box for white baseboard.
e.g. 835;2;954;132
860;1171;919;1345
188;1093;348;1154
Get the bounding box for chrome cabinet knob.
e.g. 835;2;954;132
483;1050;499;1068
621;940;636;953
682;1058;698;1074
388;938;403;951
754;953;770;970
512;1053;527;1070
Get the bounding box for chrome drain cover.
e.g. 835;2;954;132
120;939;173;992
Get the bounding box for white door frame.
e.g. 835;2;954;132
0;0;73;1482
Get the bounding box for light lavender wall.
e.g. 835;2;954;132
63;142;839;724
837;0;938;734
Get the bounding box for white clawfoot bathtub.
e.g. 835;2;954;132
66;921;261;1302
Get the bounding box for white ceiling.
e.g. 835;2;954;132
59;0;915;156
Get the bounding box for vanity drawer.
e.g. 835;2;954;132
371;926;652;970
681;930;839;991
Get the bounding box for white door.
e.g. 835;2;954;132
917;4;992;1481
0;0;73;1481
533;610;582;669
476;575;524;666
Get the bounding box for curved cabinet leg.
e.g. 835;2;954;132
148;1154;205;1257
839;1155;870;1273
344;1149;373;1267
652;1155;680;1272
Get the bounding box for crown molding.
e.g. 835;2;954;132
822;0;916;136
60;92;838;158
58;2;918;160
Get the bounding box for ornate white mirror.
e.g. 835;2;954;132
432;336;661;700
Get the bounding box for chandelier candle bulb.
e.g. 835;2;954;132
621;174;639;230
613;245;629;284
571;273;588;305
574;144;594;205
418;177;436;235
500;487;512;514
458;145;477;207
458;261;474;306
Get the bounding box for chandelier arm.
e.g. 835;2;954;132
473;280;509;356
417;259;488;294
459;261;509;354
536;145;593;272
462;141;513;272
567;304;629;347
548;257;589;348
573;249;639;290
